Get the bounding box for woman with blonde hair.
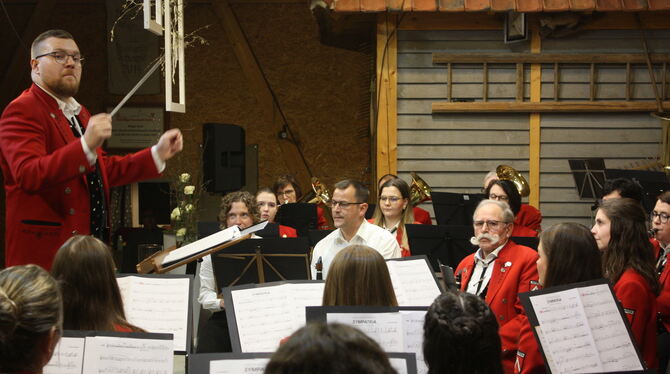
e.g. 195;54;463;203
322;244;398;306
51;235;142;332
0;264;62;373
370;177;417;257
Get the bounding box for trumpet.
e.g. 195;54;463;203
410;172;432;206
497;165;530;197
307;177;331;205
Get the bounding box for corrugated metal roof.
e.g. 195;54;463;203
323;0;670;12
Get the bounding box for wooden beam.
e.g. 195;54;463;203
399;13;503;30
375;14;398;183
529;22;541;209
211;0;312;190
432;101;670;112
433;53;670;64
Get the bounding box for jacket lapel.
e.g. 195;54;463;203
486;242;512;302
459;259;476;292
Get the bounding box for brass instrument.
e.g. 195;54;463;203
410;172;432;206
307;177;331;205
496;165;530;197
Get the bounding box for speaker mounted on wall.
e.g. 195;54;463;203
203;123;246;193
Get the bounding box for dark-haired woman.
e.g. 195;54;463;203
592;198;659;369
514;223;603;373
485;180;538;237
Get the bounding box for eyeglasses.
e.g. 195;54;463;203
489;193;509;202
258;201;277;208
473;220;508;230
278;189;295;196
328;200;365;209
380;196;402;203
651;211;670;224
35;51;84;66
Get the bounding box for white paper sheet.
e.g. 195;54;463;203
327;312;405;351
387;259;441;306
82;335;174;374
209;358;270;373
162;225;240;265
400;310;429;374
117;275;191;351
43;336;86;374
389;357;409;374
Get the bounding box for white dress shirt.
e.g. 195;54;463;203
310;219;401;279
465;242;506;297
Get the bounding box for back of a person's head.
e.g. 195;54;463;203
322;245;398;307
51;235;129;331
423;292;503;374
0;264;62;372
602;177;643;203
540;222;602;288
264;322;397;374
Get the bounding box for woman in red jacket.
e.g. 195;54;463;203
369;177;417;257
515;223;602;374
592;198;659;369
485;180;538;237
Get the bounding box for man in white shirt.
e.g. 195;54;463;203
311;179;401;279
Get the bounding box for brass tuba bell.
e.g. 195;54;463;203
410;172;432;206
496;165;530;197
307;177;331;205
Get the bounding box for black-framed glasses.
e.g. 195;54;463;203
473;220;508;230
328;200;365;209
379;196;402;203
489;193;509;202
35;51;84;65
651;211;670;224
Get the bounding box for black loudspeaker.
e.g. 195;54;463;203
203;123;245;193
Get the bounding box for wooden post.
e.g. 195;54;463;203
375;14;398;182
529;22;541;208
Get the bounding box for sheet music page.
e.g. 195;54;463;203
578;284;644;371
287;283;325;331
117;276;191;351
162;225;240;265
387;259;441;306
43;336;85;374
389;357;409;374
327;312;404;351
530;288;603;373
82;335;173;374
400;310;429;374
209;358;270;373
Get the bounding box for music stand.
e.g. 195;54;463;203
568;158;606;199
275;203;318;237
606;168;670;213
406;224;475;271
211;237;311;290
510;236;539;250
118;228;164;273
308;229;334;247
431;192;485;226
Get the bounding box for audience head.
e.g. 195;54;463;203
265;322;398;374
372;177;414;226
482;169;498;190
471;200;514;255
219;190;259;229
273;174;302;204
423;291;503;374
536;223;602;288
256;187;279;222
322;245;398;307
330;180;369;232
601;177;643;203
485;179;521;217
593;198;658;293
0;265;62;373
51;235;141;332
653;191;670;247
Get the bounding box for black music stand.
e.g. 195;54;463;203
511;236;539;250
308;229;334;247
275;203;318;237
432;192;486;226
606;168;670;214
568;158;606;200
118;228;164;273
211;237;311;290
406;224;475;271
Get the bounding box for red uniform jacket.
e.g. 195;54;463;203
512;224;538;238
514;314;546;374
413;206;432;225
279;224;297;238
367;218;420;257
456;240;539;374
0;84;160;270
316;206;331;230
658;242;670;332
515;204;541;232
613;269;658;369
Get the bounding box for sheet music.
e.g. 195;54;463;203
327;313;404;351
389;357;409;374
162;225;240;265
209;358;270;373
387;259;441;306
232;283;324;352
400;310;429;374
117;276;191;352
82;335;173;374
44;336;85;374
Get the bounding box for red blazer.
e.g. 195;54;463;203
279;224;297;238
511;224;538;238
613;269;658;369
316;206;331;230
515;204;541;232
514;314;546;374
456;240;539;374
367;218;419;257
0;84;160;270
658;242;670;332
413;206;432;225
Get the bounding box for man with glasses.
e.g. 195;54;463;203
0;30;183;270
454;199;538;373
653;191;670;372
310;179;401;279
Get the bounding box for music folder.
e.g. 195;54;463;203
519;279;647;374
386;256;443;306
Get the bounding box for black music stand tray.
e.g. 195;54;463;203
275;203;318;237
307;229;334;247
432;192;486;226
211;237;311;290
406;224;475;271
568;158;606;199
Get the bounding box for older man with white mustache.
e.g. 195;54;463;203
455;199;539;374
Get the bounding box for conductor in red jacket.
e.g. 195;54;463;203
0;30;183;270
455;199;539;373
